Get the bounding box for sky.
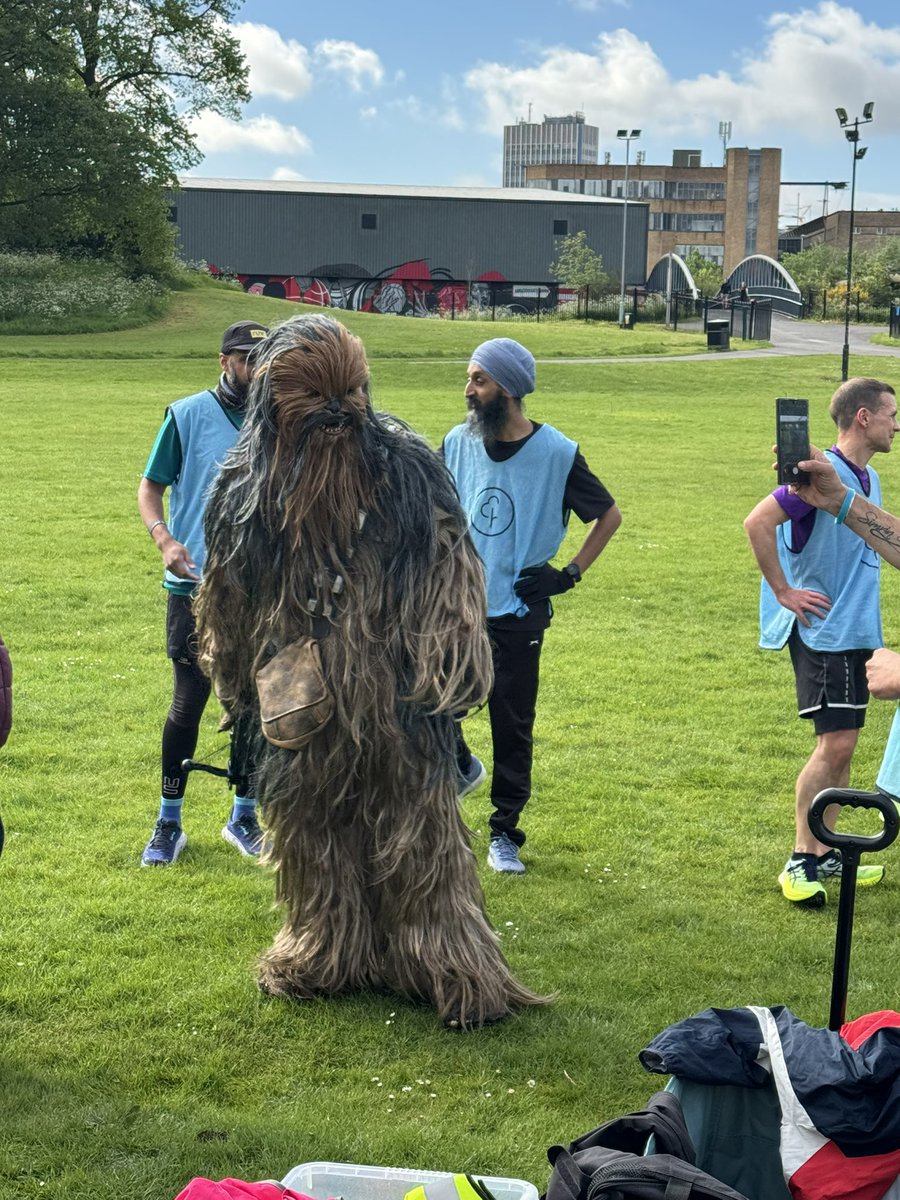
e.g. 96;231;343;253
187;0;900;226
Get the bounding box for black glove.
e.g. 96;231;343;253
513;562;578;605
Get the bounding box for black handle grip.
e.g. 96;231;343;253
808;788;899;854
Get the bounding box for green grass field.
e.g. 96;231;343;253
2;281;900;1199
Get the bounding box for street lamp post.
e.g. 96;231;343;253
617;128;640;328
836;103;874;382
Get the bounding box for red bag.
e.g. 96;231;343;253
174;1179;321;1200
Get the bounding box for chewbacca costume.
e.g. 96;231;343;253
195;315;545;1029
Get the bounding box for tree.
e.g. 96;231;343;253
780;243;846;296
550;230;613;300
0;0;250;275
855;237;900;307
681;249;723;298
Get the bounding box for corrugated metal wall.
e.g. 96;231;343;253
171;187;648;285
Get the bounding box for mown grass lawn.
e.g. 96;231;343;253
1;283;899;1199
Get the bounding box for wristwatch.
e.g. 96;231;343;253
563;562;582;584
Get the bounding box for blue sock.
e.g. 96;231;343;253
231;796;257;823
159;799;183;824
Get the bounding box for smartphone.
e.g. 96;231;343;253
776;397;810;486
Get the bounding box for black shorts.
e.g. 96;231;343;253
787;625;871;734
165;592;200;664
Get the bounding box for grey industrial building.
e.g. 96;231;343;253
171;177;646;315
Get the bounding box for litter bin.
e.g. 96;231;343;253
621;313;634;329
706;318;730;351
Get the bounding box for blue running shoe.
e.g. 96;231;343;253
487;833;525;875
458;755;487;799
141;818;187;867
222;812;264;857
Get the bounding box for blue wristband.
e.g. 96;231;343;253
834;489;855;525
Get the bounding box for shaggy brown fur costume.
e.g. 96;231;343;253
195;315;546;1028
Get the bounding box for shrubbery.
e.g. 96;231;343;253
0;252;169;333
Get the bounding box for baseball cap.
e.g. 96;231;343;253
221;320;269;354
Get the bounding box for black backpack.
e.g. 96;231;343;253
545;1091;750;1200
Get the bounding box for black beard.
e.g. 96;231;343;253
218;371;248;412
465;391;508;443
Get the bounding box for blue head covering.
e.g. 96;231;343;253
469;338;535;400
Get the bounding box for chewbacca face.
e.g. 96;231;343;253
253;316;378;553
263;317;371;444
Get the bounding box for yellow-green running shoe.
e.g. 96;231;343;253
779;855;827;907
817;851;884;887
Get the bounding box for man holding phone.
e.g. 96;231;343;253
744;377;898;907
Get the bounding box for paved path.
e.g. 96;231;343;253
552;314;900;365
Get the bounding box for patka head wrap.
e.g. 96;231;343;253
469;338;535;400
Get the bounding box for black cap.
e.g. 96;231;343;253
221;320;268;355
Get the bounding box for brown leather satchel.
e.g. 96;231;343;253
254;637;334;750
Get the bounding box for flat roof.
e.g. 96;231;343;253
176;176;624;205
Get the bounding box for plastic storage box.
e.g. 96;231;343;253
281;1161;539;1200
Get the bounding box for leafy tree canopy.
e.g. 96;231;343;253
550;230;613;296
681;249;723;298
0;0;250;275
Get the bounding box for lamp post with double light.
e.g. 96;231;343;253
835;102;874;382
616;128;640;328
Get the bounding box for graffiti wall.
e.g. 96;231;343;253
210;259;561;316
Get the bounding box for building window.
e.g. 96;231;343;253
361;213;377;230
676;243;725;266
553;219;568;235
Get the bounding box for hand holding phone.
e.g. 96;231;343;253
776;397;811;486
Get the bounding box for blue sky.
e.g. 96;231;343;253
188;0;900;224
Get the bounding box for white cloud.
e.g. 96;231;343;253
314;39;384;91
190;111;312;156
360;106;378;121
233;22;313;101
388;92;467;131
567;0;630;9
272;167;306;181
463;3;900;143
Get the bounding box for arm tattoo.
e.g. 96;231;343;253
854;505;900;551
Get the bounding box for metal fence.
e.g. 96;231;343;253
233;271;656;323
702;297;772;340
800;289;896;323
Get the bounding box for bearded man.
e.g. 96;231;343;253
195;315;545;1029
444;338;622;875
137;320;268;867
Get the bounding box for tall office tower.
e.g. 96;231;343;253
502;112;599;188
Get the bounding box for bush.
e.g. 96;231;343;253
0;251;169;333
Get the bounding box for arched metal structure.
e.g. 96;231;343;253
724;254;802;316
645;252;699;299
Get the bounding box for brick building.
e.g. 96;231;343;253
525;146;782;277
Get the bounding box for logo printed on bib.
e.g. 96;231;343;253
471;487;514;537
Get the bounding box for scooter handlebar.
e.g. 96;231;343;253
808;787;899;854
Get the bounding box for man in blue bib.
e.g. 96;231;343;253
443;338;622;874
788;445;900;803
137;320;268;867
744;377;898;906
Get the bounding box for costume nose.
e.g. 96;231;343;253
327;397;342;414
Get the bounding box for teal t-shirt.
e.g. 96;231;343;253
143;397;243;596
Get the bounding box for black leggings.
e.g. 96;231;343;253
161;657;211;800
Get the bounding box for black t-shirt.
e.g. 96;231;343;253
444;422;616;631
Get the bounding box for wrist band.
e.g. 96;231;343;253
834;490;855;526
147;519;167;537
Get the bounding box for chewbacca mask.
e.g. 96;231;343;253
195;315;546;1029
